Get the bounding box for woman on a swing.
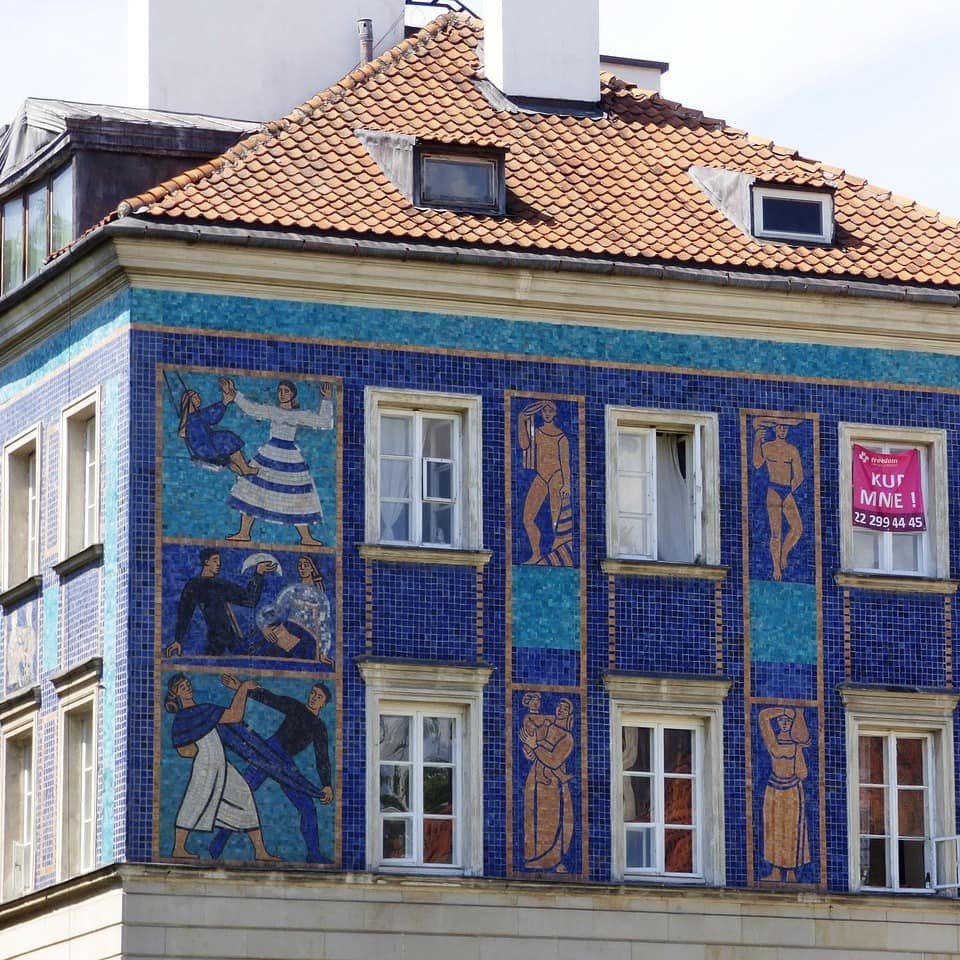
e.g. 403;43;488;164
178;389;259;476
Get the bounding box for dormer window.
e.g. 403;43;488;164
415;145;505;215
752;185;833;244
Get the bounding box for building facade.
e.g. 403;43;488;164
4;7;960;959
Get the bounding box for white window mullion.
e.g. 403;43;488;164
82;416;97;547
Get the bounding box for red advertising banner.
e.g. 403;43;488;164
851;444;926;531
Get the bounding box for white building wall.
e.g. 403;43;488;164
127;0;407;121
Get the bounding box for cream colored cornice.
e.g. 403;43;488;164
0;242;126;364
838;684;960;719
108;232;960;357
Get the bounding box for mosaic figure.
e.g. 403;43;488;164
519;693;575;871
752;417;804;581
165;548;277;658
251;555;333;663
210;678;333;864
518;400;574;566
5;606;37;690
164;673;280;862
221;377;334;546
177;388;259;476
759;705;811;882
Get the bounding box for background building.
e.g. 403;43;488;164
3;2;960;957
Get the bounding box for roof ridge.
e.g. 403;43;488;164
119;12;477;215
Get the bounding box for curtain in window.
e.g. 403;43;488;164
656;435;693;562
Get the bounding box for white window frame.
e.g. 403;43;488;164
752;185;834;244
59;389;101;561
53;661;100;880
0;693;38;901
358;659;491;876
605;407;720;565
2;425;41;591
838;424;948;579
604;673;730;885
840;686;959;895
365;388;482;551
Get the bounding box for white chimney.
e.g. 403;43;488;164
483;0;600;105
127;0;406;121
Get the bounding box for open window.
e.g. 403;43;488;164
841;686;958;894
605;407;719;565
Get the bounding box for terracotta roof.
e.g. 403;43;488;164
123;14;960;288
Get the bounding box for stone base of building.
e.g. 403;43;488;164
3;866;959;959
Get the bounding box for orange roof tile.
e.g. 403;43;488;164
122;14;960;288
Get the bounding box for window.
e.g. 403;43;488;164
841;686;958;894
605;407;719;565
60;391;100;560
54;659;100;880
415;146;504;214
365;388;482;550
1;693;37;901
604;673;730;884
752;185;833;244
839;424;948;579
0;165;74;296
2;427;40;591
357;659;491;875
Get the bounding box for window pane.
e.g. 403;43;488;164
861;837;888;887
380;502;410;541
664;828;694;873
618;431;648;471
898;839;927;889
852;529;879;570
2;196;24;292
664;777;692;825
622;775;651;823
425;460;453;500
26;187;47;276
625;827;653;869
897;789;926;838
663;729;693;774
617;516;652;557
622;726;651;773
379;765;410;811
424;818;453;864
50;166;73;252
382;819;410;859
421;156;495;207
891;533;921;572
859;786;886;835
381;416;411;456
423;717;454;763
423;767;453;814
896;738;925;786
617;474;648;514
422;502;452;545
381;458;411;499
858;736;885;784
379;715;410;761
761;196;822;235
422;418;453;459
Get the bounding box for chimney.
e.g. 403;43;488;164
483;0;600;106
358;19;374;64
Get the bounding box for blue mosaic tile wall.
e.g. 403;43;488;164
12;282;960;894
0;296;130;890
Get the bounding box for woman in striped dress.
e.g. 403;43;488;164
220;377;333;545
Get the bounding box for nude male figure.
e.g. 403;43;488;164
752;419;804;581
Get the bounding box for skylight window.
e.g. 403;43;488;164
752;186;833;244
415;147;504;214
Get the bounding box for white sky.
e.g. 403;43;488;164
2;0;958;215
